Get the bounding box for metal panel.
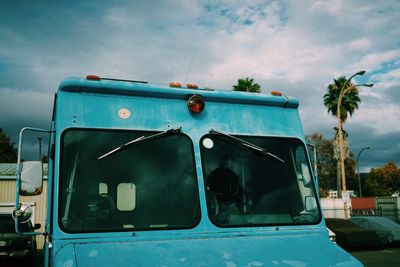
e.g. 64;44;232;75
376;197;398;222
351;197;376;209
59;77;300;108
0;180;48;249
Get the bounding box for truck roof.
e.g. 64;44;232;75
59;77;299;109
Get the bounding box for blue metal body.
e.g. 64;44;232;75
41;77;362;266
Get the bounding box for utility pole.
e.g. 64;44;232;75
356;146;371;197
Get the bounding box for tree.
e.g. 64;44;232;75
323;76;361;123
344;155;358;195
233;77;261;93
323;76;361;196
306;133;336;196
364;162;400;196
306;133;357;197
0;128;18;162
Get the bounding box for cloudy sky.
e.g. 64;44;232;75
0;0;399;172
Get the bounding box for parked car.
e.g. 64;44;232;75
0;213;40;259
351;216;400;246
325;218;383;250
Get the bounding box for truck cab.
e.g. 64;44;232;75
15;76;363;266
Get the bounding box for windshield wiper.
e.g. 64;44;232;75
98;127;182;160
209;129;285;163
62;148;79;226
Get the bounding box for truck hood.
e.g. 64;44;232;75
54;231;362;267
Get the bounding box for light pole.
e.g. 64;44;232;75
356;146;371;197
337;70;373;219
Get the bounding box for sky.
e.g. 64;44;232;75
0;0;399;172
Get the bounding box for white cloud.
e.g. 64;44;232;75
350;50;400;73
351;104;400;133
370;67;400;89
347;38;372;51
310;0;344;16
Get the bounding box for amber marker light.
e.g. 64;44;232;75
86;75;101;81
186;83;199;89
169;82;182;88
271;91;283;96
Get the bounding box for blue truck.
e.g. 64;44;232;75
14;75;363;266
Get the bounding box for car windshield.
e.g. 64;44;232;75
200;134;321;227
59;129;200;232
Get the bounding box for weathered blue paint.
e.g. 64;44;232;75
63;230;359;266
37;77;363;266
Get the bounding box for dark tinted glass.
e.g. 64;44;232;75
60;129;200;232
200;134;321;227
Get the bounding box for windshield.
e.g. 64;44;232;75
59;129;200;232
200;134;321;227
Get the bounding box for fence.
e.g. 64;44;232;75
321;197;400;223
322;207;400;223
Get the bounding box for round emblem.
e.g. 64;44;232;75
118;108;131;119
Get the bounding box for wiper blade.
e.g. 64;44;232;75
98;127;182;160
209;129;285;163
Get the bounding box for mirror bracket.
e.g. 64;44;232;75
12;203;45;236
14;127;50;235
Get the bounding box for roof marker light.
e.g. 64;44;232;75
169;82;182;88
86;75;101;81
186;84;198;89
187;95;205;113
271;91;283;96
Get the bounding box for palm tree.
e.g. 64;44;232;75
323;76;361;123
233;77;261;93
323;76;361;197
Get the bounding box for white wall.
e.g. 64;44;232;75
320;198;352;219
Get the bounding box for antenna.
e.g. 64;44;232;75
184;48;197;85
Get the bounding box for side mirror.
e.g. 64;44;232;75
34;223;41;230
20;161;43;196
12;203;33;223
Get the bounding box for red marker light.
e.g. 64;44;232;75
86;75;101;81
187;95;205;113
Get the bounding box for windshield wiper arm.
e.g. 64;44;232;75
62;148;79;226
98;127;182;160
209;129;285;163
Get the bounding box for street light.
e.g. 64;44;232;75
336;70;373;219
356;146;371;197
